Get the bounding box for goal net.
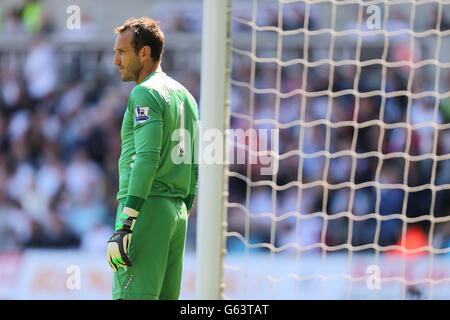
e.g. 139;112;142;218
220;0;450;299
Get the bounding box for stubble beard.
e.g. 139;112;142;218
122;60;143;82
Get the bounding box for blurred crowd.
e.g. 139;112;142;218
0;0;449;257
227;5;450;255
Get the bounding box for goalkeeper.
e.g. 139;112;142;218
107;17;199;300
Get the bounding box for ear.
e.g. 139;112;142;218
139;46;152;61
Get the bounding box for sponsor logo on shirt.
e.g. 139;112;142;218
135;106;151;123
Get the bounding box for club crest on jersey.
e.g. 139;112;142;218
135;106;150;123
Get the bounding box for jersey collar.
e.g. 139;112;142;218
142;69;163;83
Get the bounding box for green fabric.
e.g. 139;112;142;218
183;194;196;212
117;71;199;211
112;197;188;300
124;195;145;212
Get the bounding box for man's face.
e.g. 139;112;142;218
113;29;143;82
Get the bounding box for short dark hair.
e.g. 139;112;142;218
114;17;165;62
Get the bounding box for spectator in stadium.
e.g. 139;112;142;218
0;2;448;258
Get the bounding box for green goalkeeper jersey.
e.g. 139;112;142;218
117;71;199;212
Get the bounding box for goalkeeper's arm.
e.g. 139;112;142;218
107;105;162;271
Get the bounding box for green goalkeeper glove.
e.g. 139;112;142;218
107;207;139;272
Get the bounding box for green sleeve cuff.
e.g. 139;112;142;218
124;195;145;212
184;195;196;211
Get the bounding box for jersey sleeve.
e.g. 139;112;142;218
124;86;163;211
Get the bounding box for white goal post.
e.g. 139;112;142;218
197;0;450;300
196;0;232;299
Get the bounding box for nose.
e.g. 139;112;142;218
114;53;120;66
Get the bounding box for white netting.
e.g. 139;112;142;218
223;0;450;299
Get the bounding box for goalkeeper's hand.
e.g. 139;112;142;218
107;207;139;272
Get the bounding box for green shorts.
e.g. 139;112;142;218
112;196;188;300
